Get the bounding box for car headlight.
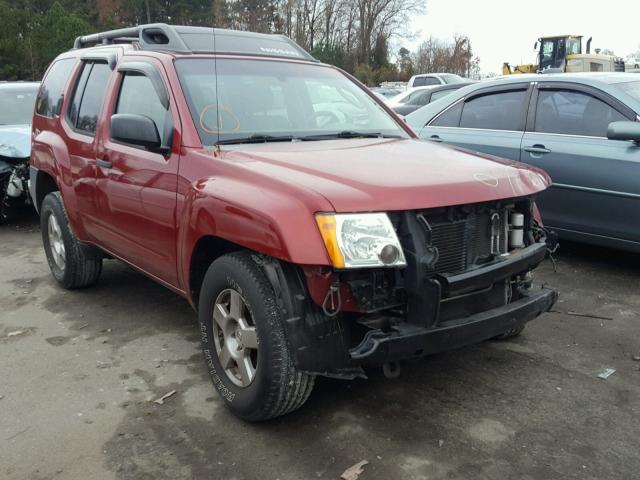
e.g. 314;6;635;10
315;213;407;269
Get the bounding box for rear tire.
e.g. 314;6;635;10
41;192;102;289
198;251;314;421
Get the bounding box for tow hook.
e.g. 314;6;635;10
382;361;401;379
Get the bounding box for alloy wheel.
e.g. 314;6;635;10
212;288;259;387
47;214;66;271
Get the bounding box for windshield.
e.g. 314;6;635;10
175;58;407;145
0;85;39;125
615;81;640;102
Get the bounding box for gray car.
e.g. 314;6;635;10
406;73;640;253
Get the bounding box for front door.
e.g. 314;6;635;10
520;84;640;244
94;59;181;286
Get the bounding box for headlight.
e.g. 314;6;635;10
315;213;407;269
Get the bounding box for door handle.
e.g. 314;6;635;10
429;135;443;142
524;144;551;154
96;159;113;169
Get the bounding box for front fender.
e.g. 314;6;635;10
178;175;334;291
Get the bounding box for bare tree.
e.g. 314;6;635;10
413;35;480;77
354;0;423;64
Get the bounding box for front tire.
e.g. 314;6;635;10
198;252;314;421
41;192;102;289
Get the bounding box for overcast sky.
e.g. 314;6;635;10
399;0;640;74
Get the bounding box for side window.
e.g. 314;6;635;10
68;64;92;127
68;62;112;134
460;90;528;131
534;89;627;137
36;58;76;118
116;73;170;145
430;101;463;127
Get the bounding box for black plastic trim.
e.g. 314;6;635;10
439;242;547;297
349;287;558;364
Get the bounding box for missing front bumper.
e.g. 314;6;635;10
349;287;558;365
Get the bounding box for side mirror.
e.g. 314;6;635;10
110;113;165;152
607;121;640;143
534;41;538;51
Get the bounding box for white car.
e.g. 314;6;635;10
386;86;437;108
406;73;466;88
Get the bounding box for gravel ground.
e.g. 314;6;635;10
1;209;639;480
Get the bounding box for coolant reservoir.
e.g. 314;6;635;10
509;213;524;248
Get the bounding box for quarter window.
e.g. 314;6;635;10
430;101;463;127
460;90;528;131
36;58;75;118
68;62;112;134
534;89;627;137
116;73;170;145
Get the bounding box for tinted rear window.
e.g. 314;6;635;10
460;90;527;131
413;77;440;87
76;63;112;134
36;59;76;117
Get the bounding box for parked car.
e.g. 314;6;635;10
392;82;474;116
406;73;640;253
370;86;404;98
407;73;466;88
0;81;40;221
386;86;436;108
31;24;557;421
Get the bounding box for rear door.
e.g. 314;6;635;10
520;82;640;244
63;59;115;236
420;84;532;162
94;58;181;286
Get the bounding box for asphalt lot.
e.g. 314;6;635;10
1;208;639;480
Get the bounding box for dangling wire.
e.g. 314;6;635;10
322;283;342;317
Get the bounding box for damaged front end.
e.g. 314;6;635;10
267;196;558;378
0;128;32;222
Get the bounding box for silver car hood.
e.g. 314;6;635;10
0;124;31;158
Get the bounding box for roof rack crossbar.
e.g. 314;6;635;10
75;26;142;48
74;24;190;52
73;23;317;61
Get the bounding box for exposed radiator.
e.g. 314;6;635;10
422;209;508;274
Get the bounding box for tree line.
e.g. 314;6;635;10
0;0;480;85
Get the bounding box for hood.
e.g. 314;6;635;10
220;138;551;212
0;125;31;158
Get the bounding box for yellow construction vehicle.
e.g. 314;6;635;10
503;35;626;75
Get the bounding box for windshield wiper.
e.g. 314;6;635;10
300;131;401;140
215;134;298;145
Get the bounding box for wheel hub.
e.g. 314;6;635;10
212;289;259;388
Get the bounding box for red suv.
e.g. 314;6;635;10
30;24;557;420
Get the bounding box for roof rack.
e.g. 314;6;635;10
73;23;317;62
